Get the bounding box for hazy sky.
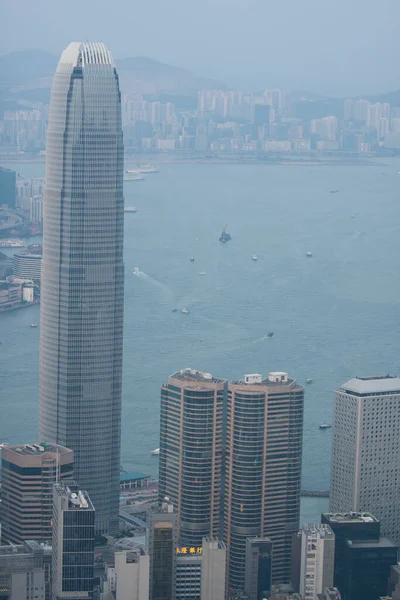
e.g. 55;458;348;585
2;0;399;95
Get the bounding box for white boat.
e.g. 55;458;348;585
132;267;140;274
306;378;313;384
251;255;258;261
306;252;312;257
124;207;138;213
181;308;190;314
124;170;145;181
319;423;331;430
189;256;195;262
30;323;38;328
198;272;207;276
150;448;160;455
136;164;160;174
0;239;25;248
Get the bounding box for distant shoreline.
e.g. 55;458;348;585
0;154;388;168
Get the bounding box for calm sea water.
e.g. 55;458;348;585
1;157;400;505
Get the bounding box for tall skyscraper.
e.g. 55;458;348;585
330;375;400;543
224;372;304;590
299;524;335;600
159;369;227;546
39;42;124;534
1;443;73;544
52;480;95;600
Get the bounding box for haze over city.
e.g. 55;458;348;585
1;0;399;95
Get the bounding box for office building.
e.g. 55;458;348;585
39;42;124;535
330;375;400;543
322;512;398;600
388;565;400;598
0;540;52;600
299;524;335;600
159;369;226;546
245;537;273;600
224;372;304;589
113;550;150;600
147;498;177;600
52;480;95;600
201;537;226;600
176;550;202;600
0;167;16;208
12;245;42;281
1;443;73;544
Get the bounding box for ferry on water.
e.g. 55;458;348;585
251;255;258;261
124;170;145;181
319;423;332;430
151;448;160;455
124;207;138;213
0;239;25;248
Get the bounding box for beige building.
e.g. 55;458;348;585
1;443;73;544
159;369;227;546
201;537;226;600
224;372;304;589
113;551;150;600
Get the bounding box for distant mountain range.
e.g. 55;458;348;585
0;50;226;101
1;49;400;109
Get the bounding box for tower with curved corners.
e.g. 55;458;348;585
39;42;124;534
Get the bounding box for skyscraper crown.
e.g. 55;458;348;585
59;42;114;68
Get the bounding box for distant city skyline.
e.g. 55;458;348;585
1;0;399;96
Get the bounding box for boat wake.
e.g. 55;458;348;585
132;268;174;300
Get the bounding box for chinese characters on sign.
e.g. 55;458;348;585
176;546;202;554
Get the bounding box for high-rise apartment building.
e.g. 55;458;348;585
52;480;95;600
39;42;124;535
159;369;226;546
299;524;335;600
224;372;304;590
245;537;273;600
1;443;73;544
147;498;178;600
330;375;400;543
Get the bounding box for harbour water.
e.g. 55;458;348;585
1;157;400;501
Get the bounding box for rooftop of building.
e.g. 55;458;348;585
323;512;378;524
1;442;72;456
54;480;94;510
303;523;334;537
14;244;42;257
230;371;300;388
203;536;226;549
169;368;226;385
340;375;400;395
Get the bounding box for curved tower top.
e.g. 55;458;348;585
39;42;124;536
58;41;115;68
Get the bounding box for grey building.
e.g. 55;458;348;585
39;41;124;535
245;537;273;600
176;552;202;600
330;375;400;543
0;167;16;208
224;372;304;589
159;369;226;546
146;498;177;600
200;537;226;600
299;524;335;600
0;541;52;600
52;481;95;600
